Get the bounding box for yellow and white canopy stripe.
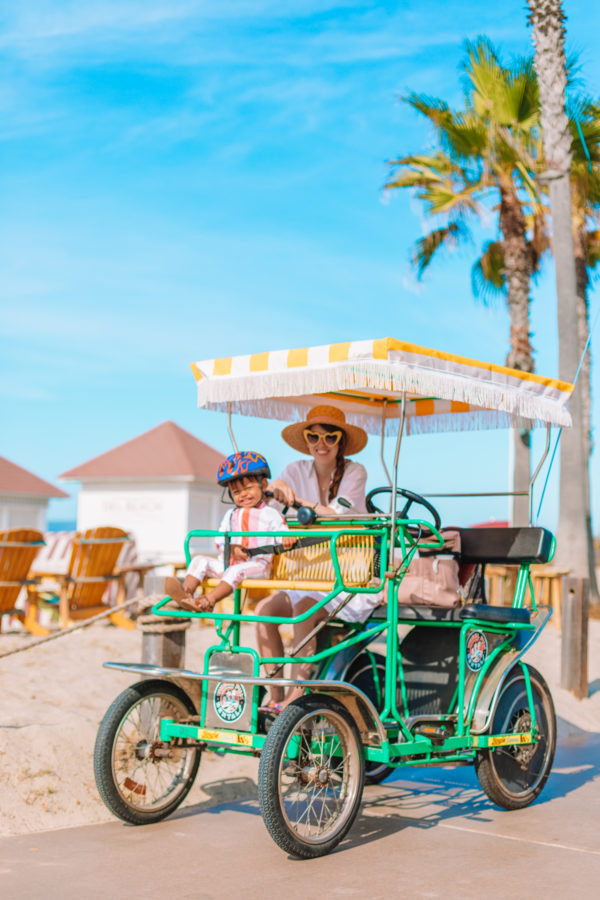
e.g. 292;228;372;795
191;337;573;435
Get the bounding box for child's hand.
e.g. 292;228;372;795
197;595;215;612
231;545;250;562
281;535;297;549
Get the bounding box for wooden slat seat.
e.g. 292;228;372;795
26;527;136;633
0;529;45;633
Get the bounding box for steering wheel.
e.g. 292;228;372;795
365;486;441;531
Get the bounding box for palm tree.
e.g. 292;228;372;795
527;0;596;602
569;99;600;454
568;98;600;604
386;38;544;523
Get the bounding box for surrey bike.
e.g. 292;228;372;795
93;337;572;858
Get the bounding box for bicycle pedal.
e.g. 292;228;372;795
413;725;448;744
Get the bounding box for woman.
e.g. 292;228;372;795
256;404;369;709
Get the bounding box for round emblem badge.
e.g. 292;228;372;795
465;630;488;672
214;682;246;723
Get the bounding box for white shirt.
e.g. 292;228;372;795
215;503;288;556
276;459;367;514
270;458;377;621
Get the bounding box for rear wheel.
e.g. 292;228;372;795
94;679;201;825
346;651;394;785
475;665;556;810
258;695;364;858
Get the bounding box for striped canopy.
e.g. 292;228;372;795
191;338;573;435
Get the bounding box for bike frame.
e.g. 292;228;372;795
134;512;550;767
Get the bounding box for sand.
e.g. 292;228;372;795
1;615;599;837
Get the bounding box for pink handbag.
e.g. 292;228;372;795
396;530;461;608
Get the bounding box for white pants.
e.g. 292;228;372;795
285;588;384;622
187;554;271;589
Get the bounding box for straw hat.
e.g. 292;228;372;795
281;405;368;456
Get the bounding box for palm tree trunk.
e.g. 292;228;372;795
528;0;591;581
574;228;600;607
573;231;592;462
510;428;531;525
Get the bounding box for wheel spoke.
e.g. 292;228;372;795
110;691;197;813
275;707;361;845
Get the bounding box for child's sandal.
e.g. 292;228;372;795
257;702;284;734
258;702;283;715
176;595;203;613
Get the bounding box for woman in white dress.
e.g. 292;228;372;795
257;404;370;708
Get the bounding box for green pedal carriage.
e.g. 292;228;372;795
93;337;573;858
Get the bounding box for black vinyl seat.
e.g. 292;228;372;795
460;603;530;624
456;527;553;565
369;603;530;625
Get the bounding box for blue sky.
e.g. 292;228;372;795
0;0;598;531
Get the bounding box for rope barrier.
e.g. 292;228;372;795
137;614;191;633
0;595;173;661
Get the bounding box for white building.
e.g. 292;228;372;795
0;456;68;531
60;421;229;563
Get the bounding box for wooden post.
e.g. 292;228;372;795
141;626;188;669
139;573;190;670
560;576;589;699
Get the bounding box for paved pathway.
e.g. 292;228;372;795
2;724;599;900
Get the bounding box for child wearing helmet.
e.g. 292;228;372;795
164;451;294;613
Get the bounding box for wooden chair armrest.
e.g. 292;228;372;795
31;569;68;580
0;577;40;587
115;563;158;576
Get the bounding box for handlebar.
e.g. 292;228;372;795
265;490;317;525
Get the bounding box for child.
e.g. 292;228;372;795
164;451;294;613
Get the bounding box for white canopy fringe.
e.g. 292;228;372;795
191;338;573;434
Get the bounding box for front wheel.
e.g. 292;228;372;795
258;695;364;858
94;679;201;825
475;664;556;810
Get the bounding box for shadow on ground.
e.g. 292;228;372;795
166;716;599;856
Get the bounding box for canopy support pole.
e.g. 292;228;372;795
227;404;239;452
389;391;406;568
529;424;551;524
380;399;392;487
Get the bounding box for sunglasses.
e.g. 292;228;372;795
304;429;343;447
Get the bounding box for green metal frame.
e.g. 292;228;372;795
152;515;548;766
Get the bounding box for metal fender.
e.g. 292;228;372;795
470;608;551;734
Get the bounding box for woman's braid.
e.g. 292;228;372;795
328;433;347;503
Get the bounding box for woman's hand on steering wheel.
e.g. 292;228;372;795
365;486;441;531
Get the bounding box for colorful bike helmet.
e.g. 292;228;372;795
216;451;271;486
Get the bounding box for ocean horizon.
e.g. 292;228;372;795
47;520;77;532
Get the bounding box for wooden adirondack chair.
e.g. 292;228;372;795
27;526;135;632
0;529;45;634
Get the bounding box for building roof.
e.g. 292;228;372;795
60;420;225;481
0;456;69;498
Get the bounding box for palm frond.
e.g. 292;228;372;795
461;37;504;104
421;185;480;215
440;112;489;160
471;240;506;304
514;159;543;206
404;92;454;132
586;229;600;271
502;64;540;129
527;211;550;272
412;221;470;278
